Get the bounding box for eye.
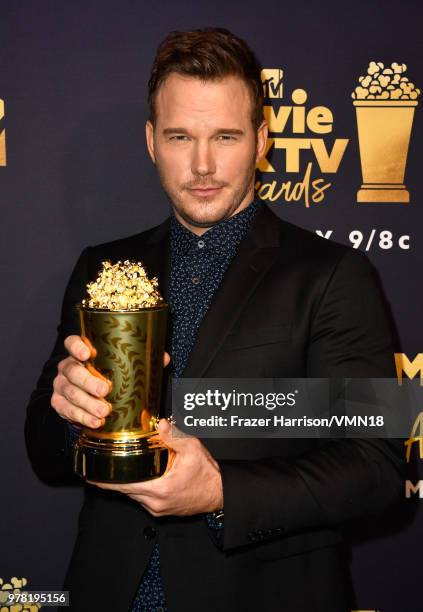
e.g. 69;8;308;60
217;134;236;141
169;135;190;141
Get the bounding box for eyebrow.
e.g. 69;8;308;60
162;128;245;136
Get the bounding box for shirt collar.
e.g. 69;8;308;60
170;199;261;260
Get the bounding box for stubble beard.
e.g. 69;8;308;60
156;158;257;229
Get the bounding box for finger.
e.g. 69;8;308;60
147;431;168;449
86;363;113;394
157;418;172;436
92;472;173;499
127;497;166;516
87;488;166;517
51;391;106;428
85;482;149;505
163;352;171;367
81;335;97;358
64;335;91;361
53;375;111;418
86;480;132;492
85;480;157;497
146;435;176;474
164;448;177;475
146;432;177;475
60;358;110;398
156;418;192;452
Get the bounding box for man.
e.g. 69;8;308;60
25;28;404;612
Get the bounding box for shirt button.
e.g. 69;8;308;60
197;240;205;248
143;526;157;540
248;531;258;542
192;276;200;285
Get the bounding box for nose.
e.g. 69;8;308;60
191;139;216;176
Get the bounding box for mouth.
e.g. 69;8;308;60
187;186;223;197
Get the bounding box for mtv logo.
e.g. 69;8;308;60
261;69;284;99
395;353;423;385
0;99;5;167
405;480;423;498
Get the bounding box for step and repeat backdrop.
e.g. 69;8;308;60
0;1;421;610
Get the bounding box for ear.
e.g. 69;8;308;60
255;119;268;164
145;120;156;164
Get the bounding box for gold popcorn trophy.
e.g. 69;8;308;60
73;260;168;483
352;61;420;203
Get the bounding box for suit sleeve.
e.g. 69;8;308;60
217;248;405;552
24;247;92;485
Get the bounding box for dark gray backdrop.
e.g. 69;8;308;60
1;1;421;610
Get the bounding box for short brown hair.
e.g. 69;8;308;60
148;27;264;129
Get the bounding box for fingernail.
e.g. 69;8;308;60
96;406;107;417
96;383;108;396
79;346;89;360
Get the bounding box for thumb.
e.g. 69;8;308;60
156;417;193;453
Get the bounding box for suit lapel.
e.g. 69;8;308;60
182;205;281;378
140;217;171;303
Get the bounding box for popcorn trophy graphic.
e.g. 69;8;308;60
0;576;41;611
352;61;420;203
73;260;168;483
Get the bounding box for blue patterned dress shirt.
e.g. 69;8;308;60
132;199;260;611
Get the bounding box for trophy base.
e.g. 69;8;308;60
73;434;168;483
357;186;409;203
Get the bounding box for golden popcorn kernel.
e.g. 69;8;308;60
368;61;382;75
400;82;413;94
355;86;369;99
81;260;164;310
352;61;420;101
378;74;391;87
392;62;407;74
361;75;372;88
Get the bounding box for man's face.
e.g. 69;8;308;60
145;73;267;234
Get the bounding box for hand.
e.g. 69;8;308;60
51;334;170;428
87;418;224;517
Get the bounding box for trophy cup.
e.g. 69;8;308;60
73;260;168;483
352;61;420;203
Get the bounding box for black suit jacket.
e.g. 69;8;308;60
25;204;404;612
